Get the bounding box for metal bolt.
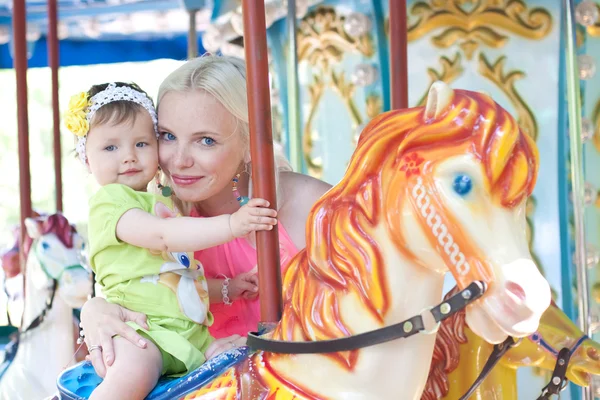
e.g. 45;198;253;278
462;290;472;300
552;376;561;385
403;321;413;333
440;303;451;314
558;359;565;366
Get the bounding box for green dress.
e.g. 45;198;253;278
88;183;214;376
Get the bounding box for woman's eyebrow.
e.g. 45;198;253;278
190;130;221;137
156;126;221;137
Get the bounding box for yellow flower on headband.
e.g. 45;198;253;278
64;91;90;137
68;92;89;113
64;110;89;137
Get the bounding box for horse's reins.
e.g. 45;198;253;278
535;333;586;399
0;277;57;381
248;281;584;399
247;280;486;353
458;331;586;400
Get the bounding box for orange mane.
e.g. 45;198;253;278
422;287;467;400
272;89;539;370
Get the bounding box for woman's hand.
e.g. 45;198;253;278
204;334;247;360
230;267;259;300
80;297;149;378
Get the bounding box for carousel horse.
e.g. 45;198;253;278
422;289;600;400
0;213;93;400
57;81;551;399
1;226;24;328
1;210;46;327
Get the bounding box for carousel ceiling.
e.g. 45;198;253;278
0;0;323;68
0;0;214;42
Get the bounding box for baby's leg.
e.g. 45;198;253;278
89;336;162;400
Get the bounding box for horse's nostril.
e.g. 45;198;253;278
505;281;527;303
587;347;600;361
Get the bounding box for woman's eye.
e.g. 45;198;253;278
161;132;176;141
136;142;148;148
200;137;216;146
104;145;117;151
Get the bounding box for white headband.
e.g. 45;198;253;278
69;83;159;164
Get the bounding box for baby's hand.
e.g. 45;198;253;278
229;198;277;238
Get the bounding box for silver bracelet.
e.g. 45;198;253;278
220;276;232;306
77;321;85;344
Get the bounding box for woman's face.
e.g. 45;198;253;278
157;90;246;203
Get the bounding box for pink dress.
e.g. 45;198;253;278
191;208;299;338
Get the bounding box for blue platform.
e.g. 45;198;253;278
57;345;250;399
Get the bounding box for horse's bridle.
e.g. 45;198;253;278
247;280;486;353
458;331;587;400
247;283;585;399
535;332;586;399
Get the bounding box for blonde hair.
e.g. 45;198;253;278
156;54;292;213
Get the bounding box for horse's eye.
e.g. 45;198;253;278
453;174;472;196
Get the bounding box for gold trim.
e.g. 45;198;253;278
406;0;553;59
366;94;383;120
416;52;464;106
586;3;600;37
592;99;600;154
302;75;326;178
297;6;376;177
478;53;538;140
330;70;362;126
298;7;374;72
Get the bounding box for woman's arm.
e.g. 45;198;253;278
80;297;150;378
278;171;332;250
116;198;277;252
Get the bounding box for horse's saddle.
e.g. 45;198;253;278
57;346;250;399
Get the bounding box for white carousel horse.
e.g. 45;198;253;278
59;81;553;400
0;213;93;400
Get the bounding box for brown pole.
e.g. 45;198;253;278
389;0;408;109
187;9;198;59
12;0;33;268
47;0;62;212
241;0;282;325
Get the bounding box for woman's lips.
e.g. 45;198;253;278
171;174;203;186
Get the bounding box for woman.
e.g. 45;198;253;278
80;55;332;378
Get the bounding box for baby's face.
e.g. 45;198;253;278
86;111;158;191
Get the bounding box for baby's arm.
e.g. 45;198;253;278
115;198;277;252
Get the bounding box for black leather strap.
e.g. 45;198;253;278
20;279;57;334
537;347;571;400
247;281;485;354
458;336;521;400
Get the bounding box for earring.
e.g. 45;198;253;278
232;173;249;206
156;168;172;197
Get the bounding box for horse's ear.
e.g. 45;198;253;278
424;81;454;120
24;218;43;239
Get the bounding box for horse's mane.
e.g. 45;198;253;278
23;213;76;260
272;89;539;370
421;287;468;400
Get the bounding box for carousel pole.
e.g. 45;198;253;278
241;0;283;326
286;0;302;172
564;0;592;398
47;0;62;212
12;0;33;266
388;0;408;110
187;9;198;59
